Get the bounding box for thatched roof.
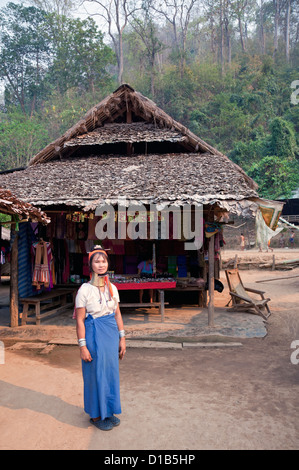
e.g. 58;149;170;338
0;84;259;215
0;188;50;224
64;122;186;147
0;153;258;213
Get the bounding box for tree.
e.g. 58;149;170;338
0;4;116;112
150;0;198;76
0;3;52;115
248;155;299;198
0;111;49;169
269;117;297;159
27;0;77;16
130;2;165;96
46;14;116;95
83;0;141;84
229;0;256;53
273;0;280;58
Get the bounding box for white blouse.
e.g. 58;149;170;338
75;282;120;319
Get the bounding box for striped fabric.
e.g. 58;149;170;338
18;223;35;298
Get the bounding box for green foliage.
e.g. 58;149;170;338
0;3;116;114
248;156;299;199
0;3;51;114
269;117;297;159
0;111;49;169
0;1;298;201
46;14;116;95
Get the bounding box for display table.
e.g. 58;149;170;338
114;281;176;290
20;288;76;325
114;280;176;322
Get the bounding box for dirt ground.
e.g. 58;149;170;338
0;249;298;450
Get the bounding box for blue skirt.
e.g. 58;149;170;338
82;313;121;419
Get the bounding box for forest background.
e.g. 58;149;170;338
0;0;298;200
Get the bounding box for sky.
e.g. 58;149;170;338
0;0;105;26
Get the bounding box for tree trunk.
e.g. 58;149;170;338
220;0;225;75
238;16;246;51
224;14;231;65
273;0;279;58
260;0;266;54
118;33;124;85
285;0;291;62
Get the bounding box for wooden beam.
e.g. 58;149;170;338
127;107;133;155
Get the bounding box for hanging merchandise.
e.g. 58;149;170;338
83;255;90;277
56;213;66;239
168;255;177;276
46;213;56;238
66;217;77;240
62;240;70;283
0;247;6;264
76;221;88;241
177;255;187;277
88;216;100;240
32;239;53;291
256;209;283;252
18;222;36;298
257;198;284;231
205;222;221;238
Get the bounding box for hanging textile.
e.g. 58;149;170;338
1;247;6;264
66;217;77;240
18;222;36;298
256;210;283;251
257;198;284;231
255;199;285;251
56;213;66;239
62;240;70;283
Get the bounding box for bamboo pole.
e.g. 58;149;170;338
256;274;299;283
10;225;19;327
208;234;215;327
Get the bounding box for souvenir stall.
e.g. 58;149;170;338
0;226;10;283
27;204;228;323
0;188;49;327
0;84;261;327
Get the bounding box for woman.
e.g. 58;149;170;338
289;231;295;248
75;248;126;431
137;257;153;303
240;233;245;251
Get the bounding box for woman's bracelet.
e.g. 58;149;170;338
78;338;87;348
119;330;125;338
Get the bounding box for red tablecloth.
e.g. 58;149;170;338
113;281;176;291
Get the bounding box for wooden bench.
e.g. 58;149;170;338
120;289;168;322
20;288;76;325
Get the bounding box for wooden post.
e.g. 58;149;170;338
10;225;19;327
159;290;165;323
126;108;132;155
234;254;238;268
208;234;215;327
272;255;275;271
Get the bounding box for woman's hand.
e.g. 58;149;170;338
80;346;92;362
119;337;126;360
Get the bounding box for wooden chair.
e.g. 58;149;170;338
225;268;271;321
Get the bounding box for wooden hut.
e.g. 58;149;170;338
0;188;49;327
0;84;260;326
